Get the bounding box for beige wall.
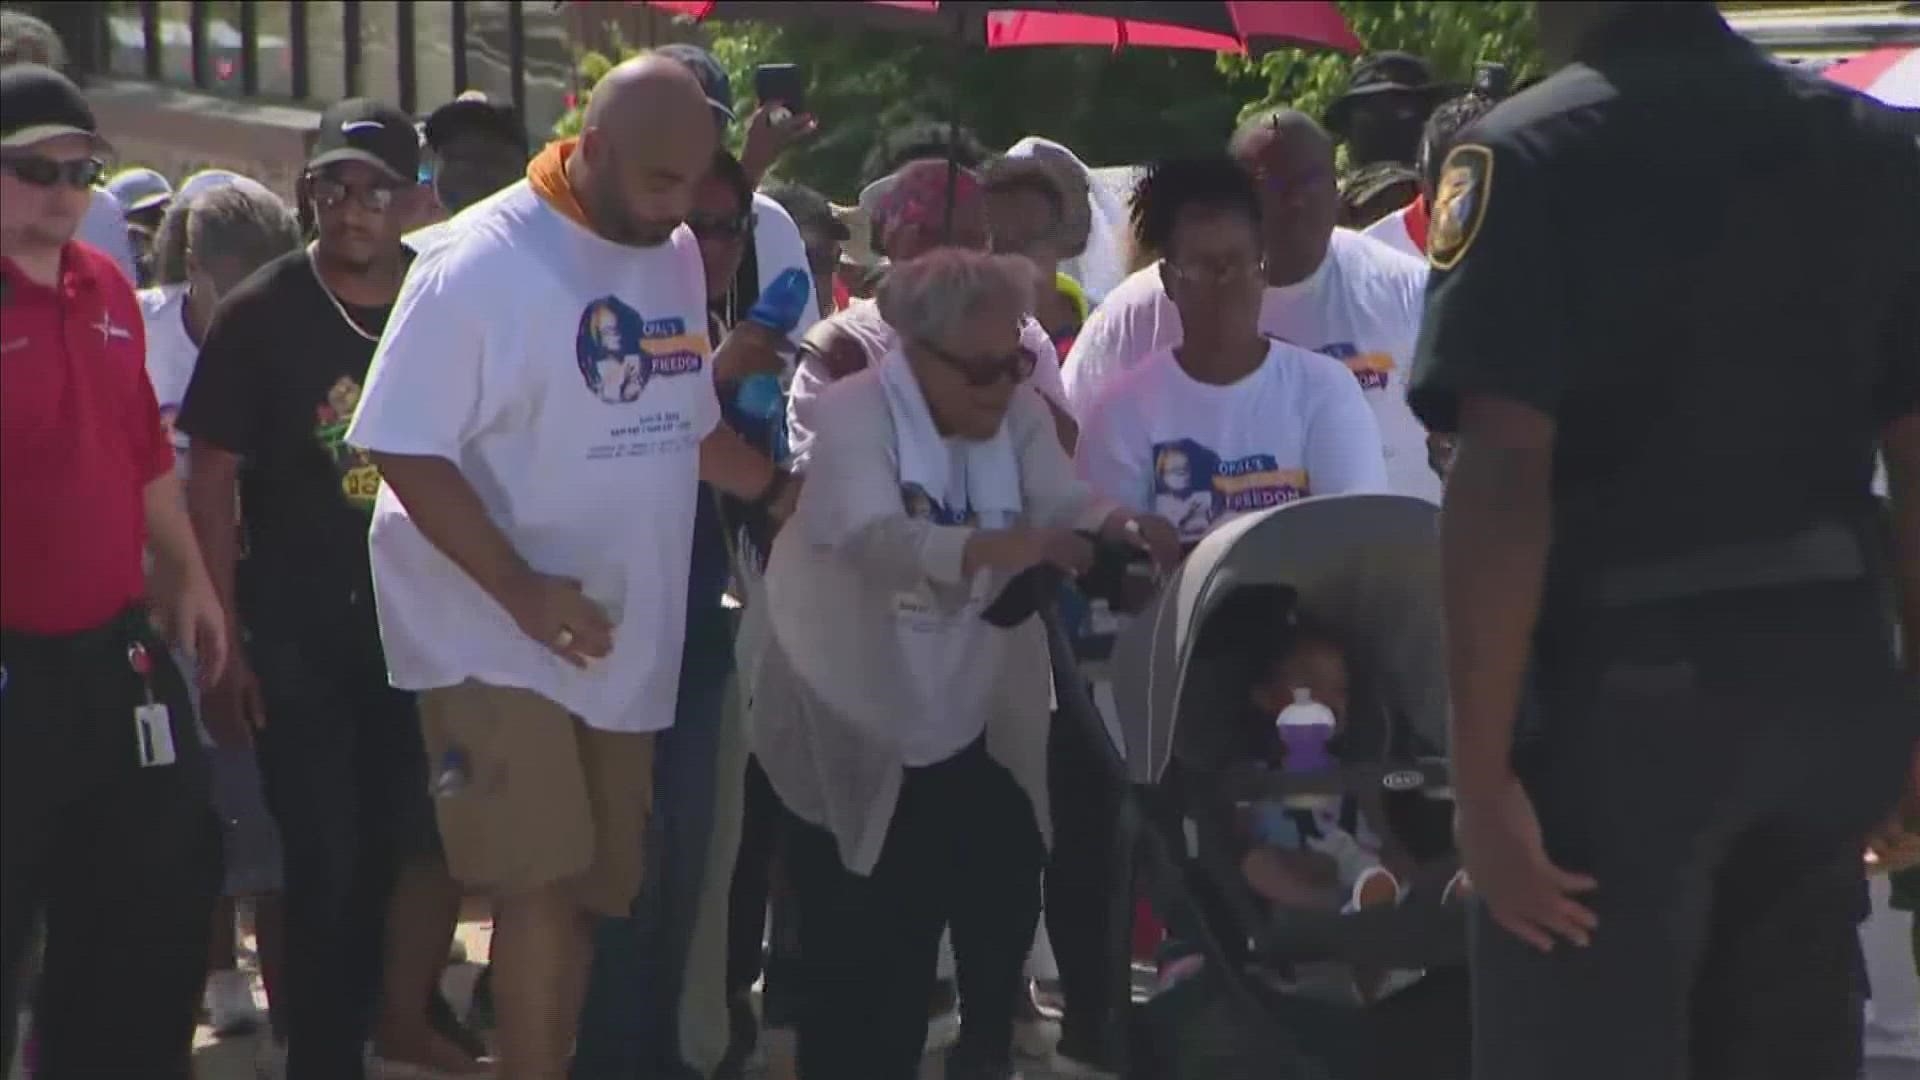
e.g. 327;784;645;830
85;79;322;198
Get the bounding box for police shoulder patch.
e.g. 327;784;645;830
1427;143;1493;271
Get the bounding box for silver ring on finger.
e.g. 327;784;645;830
553;627;575;651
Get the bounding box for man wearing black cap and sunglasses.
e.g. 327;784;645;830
2;63;229;1079
1325;51;1460;169
177;99;480;1080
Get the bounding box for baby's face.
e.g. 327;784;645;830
1254;641;1351;728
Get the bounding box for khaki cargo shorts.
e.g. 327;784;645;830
419;681;654;917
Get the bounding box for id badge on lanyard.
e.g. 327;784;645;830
127;642;176;768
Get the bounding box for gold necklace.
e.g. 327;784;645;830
307;242;383;343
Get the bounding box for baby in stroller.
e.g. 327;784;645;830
1237;619;1409;917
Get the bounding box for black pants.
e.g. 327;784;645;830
1044;704;1123;1058
788;738;1045;1080
1473;581;1918;1080
726;754;803;1019
0;609;220;1080
249;628;435;1080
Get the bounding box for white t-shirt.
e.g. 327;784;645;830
748;192;820;351
1362;204;1423;261
347;180;720;733
403;218;457;259
139;284;199;476
1076;341;1387;543
1061;229;1438;504
787;296;1069;466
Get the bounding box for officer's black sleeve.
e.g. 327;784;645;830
1407;136;1567;435
1875;132;1920;426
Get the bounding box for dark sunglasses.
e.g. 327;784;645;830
306;173;403;213
1;155;106;190
918;338;1036;388
688;211;755;241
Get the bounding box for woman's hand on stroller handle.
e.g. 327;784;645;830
965;525;1095;578
1099;509;1181;575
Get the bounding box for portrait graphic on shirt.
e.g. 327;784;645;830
1318;341;1395;392
314;375;381;510
901;483;976;527
1152;438;1308;543
574;296;707;405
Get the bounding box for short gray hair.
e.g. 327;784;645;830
151;198;193;286
876;248;1035;346
185;184;301;284
0;11;65;67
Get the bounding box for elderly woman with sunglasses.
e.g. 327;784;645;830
753;248;1175;1080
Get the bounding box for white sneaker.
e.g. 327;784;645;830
205;968;264;1037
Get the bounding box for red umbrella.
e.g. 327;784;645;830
643;1;1361;54
1822;45;1919;107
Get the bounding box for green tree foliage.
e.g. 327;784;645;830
555;4;1543;201
1223;1;1543;124
557;19;1262;200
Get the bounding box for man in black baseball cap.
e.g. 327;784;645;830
310;96;421;183
1324;51;1460;167
181;98;450;1078
1;60;108;151
421;91;528;221
0;64;110;263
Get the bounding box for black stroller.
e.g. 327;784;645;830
1047;494;1472;1079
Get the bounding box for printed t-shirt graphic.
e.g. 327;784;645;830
1075;338;1388;546
1150;438;1309;543
315;375;381;509
575;297;709;405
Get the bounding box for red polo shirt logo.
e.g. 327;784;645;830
0;241;173;634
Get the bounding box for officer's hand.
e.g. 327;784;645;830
1868;813;1920;875
1454;774;1599;953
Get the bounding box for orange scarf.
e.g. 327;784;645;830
527;138;593;230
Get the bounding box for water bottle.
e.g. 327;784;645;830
734;372;783;420
1276;688;1338;803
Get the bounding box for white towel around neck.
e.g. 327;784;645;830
876;348;1022;528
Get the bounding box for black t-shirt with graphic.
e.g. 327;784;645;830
178;248;406;643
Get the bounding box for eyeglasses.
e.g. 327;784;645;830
1;155;106;190
917;338;1036;388
306;174;404;213
1161;256;1265;289
687;211;755;241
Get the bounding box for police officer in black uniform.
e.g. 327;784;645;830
1406;3;1920;1078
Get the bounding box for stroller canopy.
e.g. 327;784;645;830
1109;494;1448;784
